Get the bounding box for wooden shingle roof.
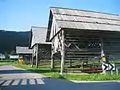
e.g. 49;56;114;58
16;46;32;54
51;7;120;31
30;26;51;48
47;7;120;41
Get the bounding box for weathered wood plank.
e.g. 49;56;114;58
36;44;38;68
60;30;65;74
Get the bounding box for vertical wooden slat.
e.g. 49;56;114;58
31;53;34;67
51;41;54;69
51;54;54;69
101;38;105;57
36;44;38;68
70;60;72;67
60;30;65;75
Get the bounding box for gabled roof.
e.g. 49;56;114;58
30;26;51;48
16;46;32;54
47;7;120;41
9;55;19;59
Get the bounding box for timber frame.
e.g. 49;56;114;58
16;46;32;64
50;28;120;74
51;29;65;74
31;43;51;68
47;7;120;74
30;26;51;68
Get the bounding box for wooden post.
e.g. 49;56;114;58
101;38;105;57
116;68;119;75
51;54;54;70
36;44;38;68
18;55;20;64
29;55;31;64
51;42;54;69
51;39;54;69
101;38;106;74
31;53;34;67
60;30;65;75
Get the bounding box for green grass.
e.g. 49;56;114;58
1;61;120;81
64;74;120;81
0;61;13;66
12;63;120;81
13;64;62;78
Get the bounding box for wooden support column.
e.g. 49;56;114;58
36;44;39;68
51;53;54;69
51;41;54;69
101;38;105;57
31;53;34;67
29;55;32;64
60;30;65;75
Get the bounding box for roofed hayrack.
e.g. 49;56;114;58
50;7;120;31
30;26;51;48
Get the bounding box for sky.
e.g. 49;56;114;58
0;0;120;31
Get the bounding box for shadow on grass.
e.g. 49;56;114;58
27;69;53;74
26;68;66;80
22;65;60;73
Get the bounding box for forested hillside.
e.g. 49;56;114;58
0;30;30;54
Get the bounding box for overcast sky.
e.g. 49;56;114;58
0;0;120;31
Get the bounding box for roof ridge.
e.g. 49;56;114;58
16;46;29;48
50;6;120;16
31;26;47;29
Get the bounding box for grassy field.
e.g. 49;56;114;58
13;63;120;81
64;74;120;81
13;64;61;78
0;61;13;66
1;61;120;81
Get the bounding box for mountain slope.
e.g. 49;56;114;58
0;30;30;53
